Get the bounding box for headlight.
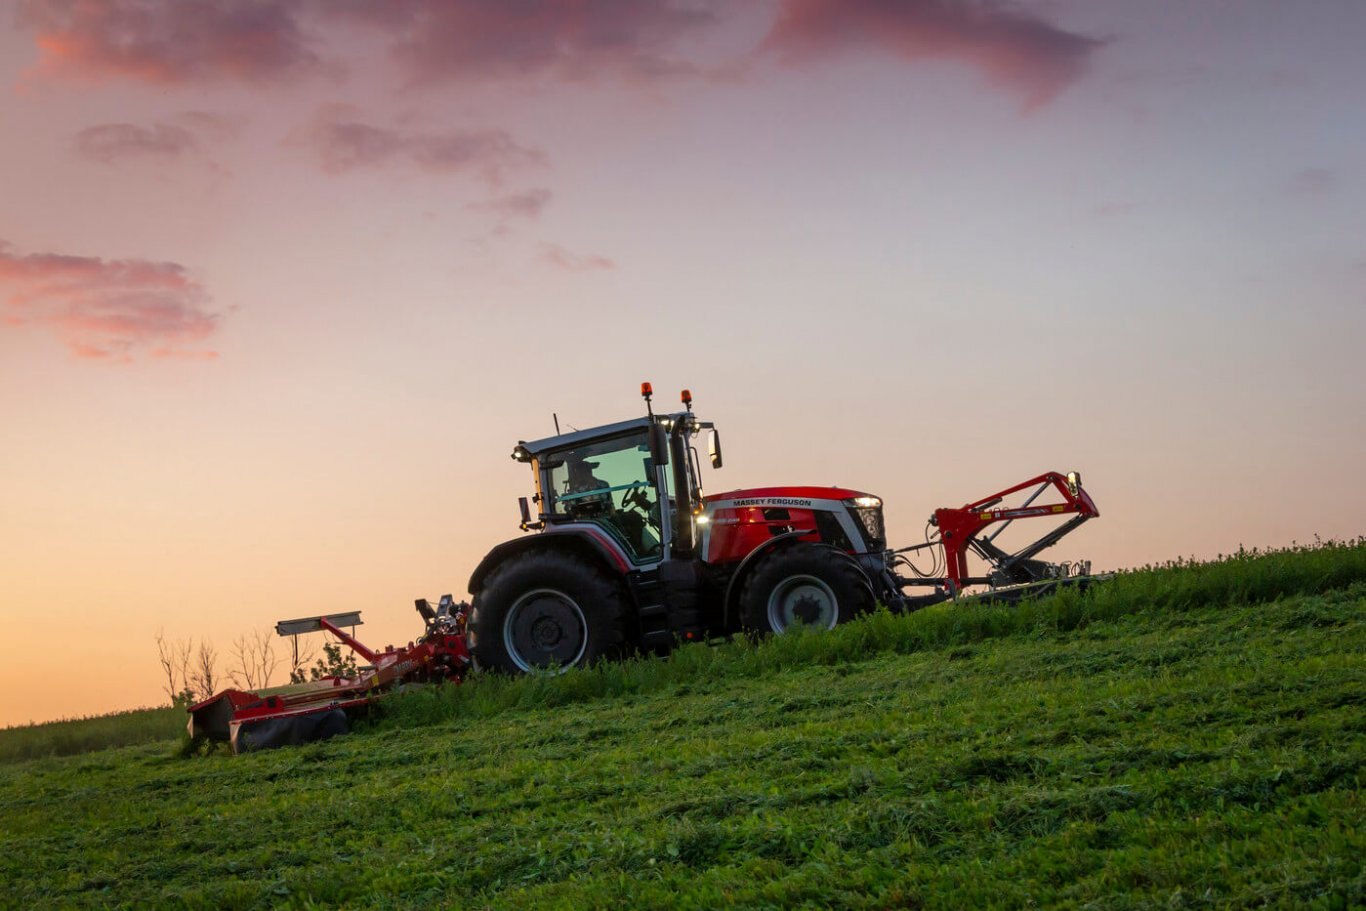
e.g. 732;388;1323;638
844;497;884;545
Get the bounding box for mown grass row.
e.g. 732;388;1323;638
374;537;1366;728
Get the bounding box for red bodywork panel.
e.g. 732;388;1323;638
707;485;867;502
702;485;875;565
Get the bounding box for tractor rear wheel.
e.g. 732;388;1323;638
469;550;627;674
739;544;874;635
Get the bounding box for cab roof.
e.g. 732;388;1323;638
517;412;688;459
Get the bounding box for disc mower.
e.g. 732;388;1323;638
187;596;470;753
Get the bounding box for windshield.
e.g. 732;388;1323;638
543;430;665;562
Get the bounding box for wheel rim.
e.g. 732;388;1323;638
503;588;589;673
767;574;839;632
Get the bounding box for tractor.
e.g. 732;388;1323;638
466;383;1100;674
189;382;1100;751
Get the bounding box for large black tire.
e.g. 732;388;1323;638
468;549;627;674
739;543;875;635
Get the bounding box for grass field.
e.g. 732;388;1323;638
1;541;1362;908
0;705;184;764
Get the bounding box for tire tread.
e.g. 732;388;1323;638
738;544;874;635
469;548;627;673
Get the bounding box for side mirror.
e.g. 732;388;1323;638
708;429;723;469
649;423;669;466
518;496;533;529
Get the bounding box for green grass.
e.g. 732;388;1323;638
1;540;1362;909
0;683;326;765
0;705;186;764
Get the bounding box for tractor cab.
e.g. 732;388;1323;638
510;386;721;567
516;418;669;564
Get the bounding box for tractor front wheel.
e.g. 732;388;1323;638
469;550;626;674
739;544;874;635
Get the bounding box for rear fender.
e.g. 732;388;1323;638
468;526;631;595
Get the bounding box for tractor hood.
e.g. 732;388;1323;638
704;485;873;505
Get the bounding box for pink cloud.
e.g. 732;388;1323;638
298;109;545;183
541;242;615;272
73;122;197;163
171;110;243;142
761;0;1105;108
303;120;403;172
17;1;1102;109
330;0;715;86
18;0;319;85
469;188;554;220
18;0;719;88
72;114;236;176
0;240;219;361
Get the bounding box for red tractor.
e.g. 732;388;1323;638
189;383;1100;752
466;384;1100;674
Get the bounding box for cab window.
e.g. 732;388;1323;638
544;431;665;562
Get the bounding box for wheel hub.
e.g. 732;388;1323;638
503;589;588;673
530;615;564;647
768;575;838;632
790;593;825;625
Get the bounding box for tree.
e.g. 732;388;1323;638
286;639;318;686
229;629;280;691
302;640;360;682
189;640;218;701
154;630;198;707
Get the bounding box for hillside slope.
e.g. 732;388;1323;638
2;543;1362;909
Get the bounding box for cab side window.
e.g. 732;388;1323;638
545;432;664;562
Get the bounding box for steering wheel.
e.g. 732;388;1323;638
626;486;664;533
620;485;651;515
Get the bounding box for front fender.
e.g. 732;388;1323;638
720;529;813;630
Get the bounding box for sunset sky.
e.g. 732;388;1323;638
2;1;1363;727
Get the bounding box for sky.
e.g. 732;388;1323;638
1;0;1363;727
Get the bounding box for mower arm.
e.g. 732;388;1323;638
932;471;1099;590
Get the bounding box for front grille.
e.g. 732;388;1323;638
849;505;885;550
814;510;853;550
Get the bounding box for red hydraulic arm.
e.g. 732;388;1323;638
318;615;380;665
932;471;1099;592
